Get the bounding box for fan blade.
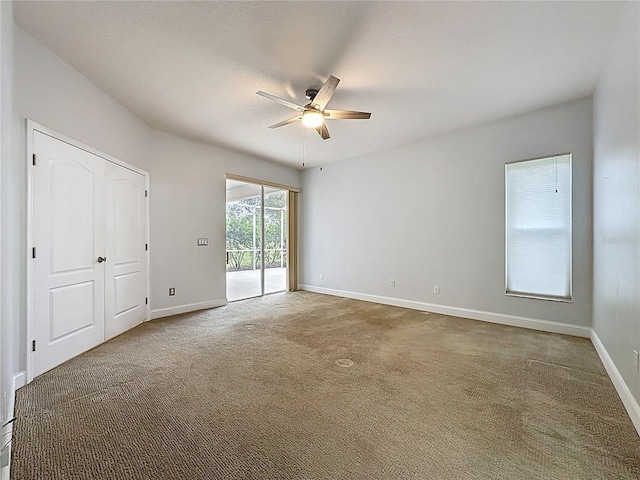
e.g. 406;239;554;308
310;75;340;110
269;116;302;129
315;123;330;140
256;91;305;112
324;109;371;120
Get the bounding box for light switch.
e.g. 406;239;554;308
197;238;208;246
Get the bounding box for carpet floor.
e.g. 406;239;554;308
11;291;640;479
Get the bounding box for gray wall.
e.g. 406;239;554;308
593;2;640;403
3;24;300;404
301;98;593;327
10;26;154;391
148;129;300;312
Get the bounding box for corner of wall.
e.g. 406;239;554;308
591;330;640;435
591;0;640;411
0;0;15;430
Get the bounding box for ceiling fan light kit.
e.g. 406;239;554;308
301;110;324;128
257;75;371;140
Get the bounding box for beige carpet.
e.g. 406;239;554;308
11;292;640;479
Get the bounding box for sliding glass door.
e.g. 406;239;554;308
264;187;287;294
225;179;288;301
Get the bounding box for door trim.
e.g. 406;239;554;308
26;120;150;383
226;173;300;193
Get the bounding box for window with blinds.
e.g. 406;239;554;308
505;154;572;301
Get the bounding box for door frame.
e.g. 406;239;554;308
225;174;299;301
26;120;150;383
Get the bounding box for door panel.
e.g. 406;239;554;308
50;282;96;341
115;272;142;314
104;162;147;340
226;180;263;301
264;188;288;294
50;161;97;273
32;132;106;378
113;178;141;263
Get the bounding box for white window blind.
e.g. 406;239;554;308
505;154;572;301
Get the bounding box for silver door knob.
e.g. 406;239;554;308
97;256;107;263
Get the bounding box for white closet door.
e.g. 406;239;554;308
32;132;106;378
104;162;147;340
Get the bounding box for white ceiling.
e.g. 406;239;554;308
14;1;625;169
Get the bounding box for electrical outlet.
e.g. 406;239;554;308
433;286;440;294
169;287;175;296
390;280;396;287
320;273;324;280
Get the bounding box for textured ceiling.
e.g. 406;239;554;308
14;1;625;169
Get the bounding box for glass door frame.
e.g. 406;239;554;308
225;176;290;301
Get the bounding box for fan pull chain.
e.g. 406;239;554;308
302;124;306;168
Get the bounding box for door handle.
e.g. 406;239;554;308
97;256;107;263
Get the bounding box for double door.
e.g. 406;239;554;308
30;128;148;379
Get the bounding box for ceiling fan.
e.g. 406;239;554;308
256;75;371;140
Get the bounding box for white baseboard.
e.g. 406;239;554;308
299;285;591;338
12;372;25;392
150;298;227;320
591;331;640;436
1;371;25;479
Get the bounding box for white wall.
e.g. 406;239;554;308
593;2;640;403
301;98;593;329
14;26;154;171
8;25;300;388
11;26;154;380
147;129;300;314
0;0;15;426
